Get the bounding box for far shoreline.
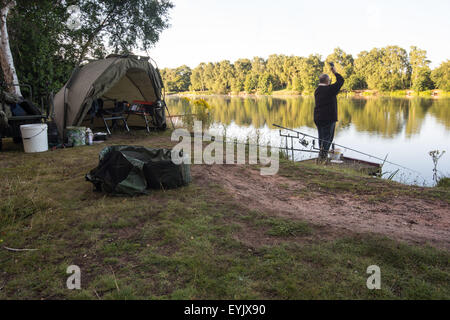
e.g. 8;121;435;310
166;89;450;99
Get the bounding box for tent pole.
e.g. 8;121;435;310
165;104;175;130
63;87;68;142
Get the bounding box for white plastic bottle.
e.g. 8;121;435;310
86;128;94;145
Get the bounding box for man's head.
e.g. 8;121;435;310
319;74;331;85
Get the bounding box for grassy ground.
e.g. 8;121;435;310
278;159;450;204
0;131;449;299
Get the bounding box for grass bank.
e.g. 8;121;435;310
0;132;449;299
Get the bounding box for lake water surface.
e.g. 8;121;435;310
167;96;450;186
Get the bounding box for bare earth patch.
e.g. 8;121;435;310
192;164;450;250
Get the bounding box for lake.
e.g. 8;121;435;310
166;96;450;186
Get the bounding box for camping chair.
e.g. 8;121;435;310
125;100;162;133
90;98;130;135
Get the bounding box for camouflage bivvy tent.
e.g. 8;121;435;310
53;54;166;136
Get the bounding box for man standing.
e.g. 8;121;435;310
314;65;344;162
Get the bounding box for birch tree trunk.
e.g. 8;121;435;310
0;1;21;96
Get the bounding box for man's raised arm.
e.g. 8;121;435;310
330;67;344;94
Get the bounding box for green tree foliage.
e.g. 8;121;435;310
160;46;446;95
161;65;191;92
232;58;252;92
266;54;286;90
354;46;410;91
4;0;173;103
66;0;174;63
409;46;434;91
323;47;355;90
379;46;410;91
284;56;304;90
345;75;366;91
353;50;376;89
257;72;273;95
8;0;77;100
190;63;206;91
164;46;434;95
203;63;216;90
244;73;258;93
431;60;450;91
251;57;266;74
149;46;449;94
299;54;324;94
291;76;302;93
214;60;235;93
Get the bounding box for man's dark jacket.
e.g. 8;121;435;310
314;73;344;123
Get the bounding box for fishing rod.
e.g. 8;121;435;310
272;123;422;174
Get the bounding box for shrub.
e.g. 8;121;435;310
436;177;450;189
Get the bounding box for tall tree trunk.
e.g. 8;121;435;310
0;1;21;96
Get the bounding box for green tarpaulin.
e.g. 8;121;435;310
86;145;191;196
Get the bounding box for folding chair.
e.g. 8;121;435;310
125;100;160;133
91;99;130;135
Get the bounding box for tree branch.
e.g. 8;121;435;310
77;3;118;64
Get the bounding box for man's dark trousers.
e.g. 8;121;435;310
315;121;336;159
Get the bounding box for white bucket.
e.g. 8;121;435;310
20;124;48;153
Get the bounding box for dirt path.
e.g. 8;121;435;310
192;164;450;250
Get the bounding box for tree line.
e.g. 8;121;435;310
161;47;450;95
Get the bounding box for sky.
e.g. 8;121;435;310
147;0;450;70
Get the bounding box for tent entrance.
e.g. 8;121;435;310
81;68;159;129
101;68;157;107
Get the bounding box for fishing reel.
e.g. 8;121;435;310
299;136;309;147
299;138;309;148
